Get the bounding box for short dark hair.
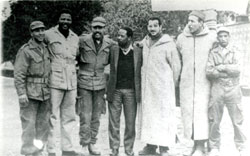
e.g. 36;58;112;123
120;27;133;38
148;17;162;26
58;9;72;19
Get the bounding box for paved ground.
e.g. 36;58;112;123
0;76;249;156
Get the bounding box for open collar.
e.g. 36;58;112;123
53;25;76;39
144;34;173;48
120;44;133;55
85;34;113;53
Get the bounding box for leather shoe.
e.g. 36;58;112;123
125;150;134;156
62;151;82;156
139;144;158;155
88;144;101;155
33;151;44;156
48;153;56;156
110;149;119;156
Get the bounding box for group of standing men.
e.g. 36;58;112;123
14;8;247;156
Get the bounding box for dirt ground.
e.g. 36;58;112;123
1;76;249;156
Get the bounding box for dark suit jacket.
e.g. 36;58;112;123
107;44;142;103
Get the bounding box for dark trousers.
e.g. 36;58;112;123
108;89;137;153
209;84;246;151
78;88;105;146
20;99;50;155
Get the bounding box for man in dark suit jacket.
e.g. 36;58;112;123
106;27;142;156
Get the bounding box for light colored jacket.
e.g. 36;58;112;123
14;39;50;101
206;44;241;87
45;26;79;90
176;25;216;140
139;34;181;146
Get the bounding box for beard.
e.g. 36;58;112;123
149;31;162;40
118;41;127;48
59;23;70;31
92;32;103;41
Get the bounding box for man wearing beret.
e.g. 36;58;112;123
45;9;80;156
206;27;247;156
14;21;51;156
77;16;116;155
176;11;217;156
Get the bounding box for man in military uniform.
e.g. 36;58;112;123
14;21;50;156
45;9;80;156
77;16;115;155
206;27;247;156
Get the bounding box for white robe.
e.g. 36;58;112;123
139;34;181;147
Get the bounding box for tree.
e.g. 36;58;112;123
101;0;189;40
2;0;104;62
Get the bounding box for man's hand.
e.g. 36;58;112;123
18;94;29;107
134;41;143;48
216;64;226;72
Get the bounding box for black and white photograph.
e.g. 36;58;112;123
0;0;250;156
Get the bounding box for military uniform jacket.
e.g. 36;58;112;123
206;44;241;86
78;34;116;90
45;26;79;90
14;39;51;101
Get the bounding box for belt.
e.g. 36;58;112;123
51;58;75;65
78;69;105;76
27;77;48;83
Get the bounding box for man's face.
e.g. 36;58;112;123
117;29;130;47
217;32;230;47
31;28;45;43
147;20;162;37
58;13;72;31
187;15;203;34
92;25;105;40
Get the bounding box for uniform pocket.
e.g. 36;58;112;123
80;47;95;63
30;56;43;75
26;82;42;98
49;41;63;55
50;66;64;86
101;48;110;65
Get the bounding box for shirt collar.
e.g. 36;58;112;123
215;44;234;55
218;44;232;51
54;25;74;38
28;39;45;49
120;44;133;55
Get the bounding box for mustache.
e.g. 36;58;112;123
93;32;101;35
59;23;70;29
